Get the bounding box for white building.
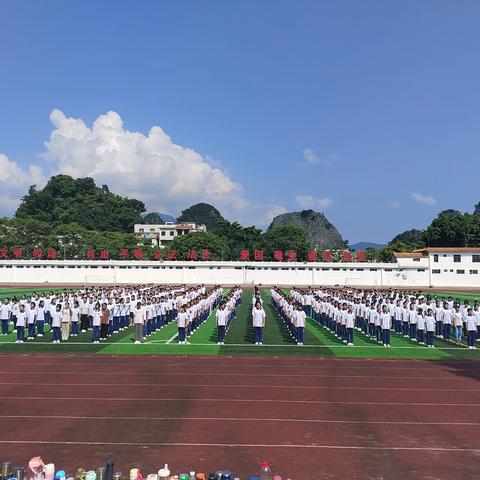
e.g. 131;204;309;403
0;247;479;288
134;222;207;247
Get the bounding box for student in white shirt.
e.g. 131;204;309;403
294;304;307;346
51;304;62;343
36;300;46;337
381;305;391;347
15;304;26;343
345;306;355;346
71;300;80;336
27;302;36;340
466;308;477;349
425;309;436;348
91;303;101;344
133;301;145;344
1;298;11;335
252;301;266;346
452;306;463;344
61;301;72;341
442;303;452;341
216;302;228;345
416;308;425;345
177;305;189;344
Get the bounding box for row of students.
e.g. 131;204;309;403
215;287;243;344
300;287;480;349
271;288;307;345
4;284;207;344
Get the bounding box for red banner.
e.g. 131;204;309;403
86;248;95;260
12;247;23;259
201;249;211;261
357;250;366;262
187;249;197;261
132;249;143;260
100;249;109;260
119;248;129;259
240;250;249;261
32;248;42;259
342;251;351;262
254;250;264;261
273;250;283;261
153;250;162;261
322;250;332;262
47;248;57;260
0;248;7;259
167;249;177;261
287;250;297;262
308;250;317;262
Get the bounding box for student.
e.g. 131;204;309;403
216;302;228;345
100;303;110;340
416;308;425;345
345;305;355;346
408;304;417;341
51;304;62;344
442;303;452;341
79;296;89;332
425;308;435;348
252;301;266;346
452;306;463;344
71;300;80;336
92;302;101;344
466;308;477;349
1;298;11;335
61;301;72;341
295;304;307;346
133;301;145;344
15;303;26;343
36;300;46;337
381;305;391;347
27;302;36;340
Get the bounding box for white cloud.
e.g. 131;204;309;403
0;154;46;214
43;109;248;214
387;201;401;209
295;194;333;210
303;148;338;165
411;192;437;206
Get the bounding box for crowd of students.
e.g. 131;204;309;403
290;287;480;348
271;288;307;345
0;285;221;344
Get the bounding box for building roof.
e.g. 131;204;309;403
393;252;426;259
413;247;480;254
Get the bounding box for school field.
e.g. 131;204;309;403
1;287;480;360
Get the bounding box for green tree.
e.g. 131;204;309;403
261;226;309;260
166;231;230;260
177;203;225;231
423;213;480;247
16;175;146;232
142;212;165;224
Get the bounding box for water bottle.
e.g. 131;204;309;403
259;462;271;480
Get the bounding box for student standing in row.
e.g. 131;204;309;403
466;308;477;349
71;300;80;336
61;302;72;341
27;302;36;340
1;299;11;335
92;303;101;344
36;300;45;337
133;301;145;344
252;301;266;346
15;304;26;343
51;304;62;344
294;304;306;346
216;302;228;345
100;303;110;340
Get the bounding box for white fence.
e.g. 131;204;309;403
0;259;461;288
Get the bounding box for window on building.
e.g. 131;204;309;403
470;270;479;275
472;255;480;263
456;269;465;274
433;254;439;263
169;231;174;236
149;228;155;232
432;269;441;274
161;231;166;236
139;228;144;233
413;258;420;262
453;254;461;262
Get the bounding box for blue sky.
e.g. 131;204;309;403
1;0;479;243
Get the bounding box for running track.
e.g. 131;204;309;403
1;355;480;479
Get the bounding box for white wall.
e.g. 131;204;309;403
0;259;474;288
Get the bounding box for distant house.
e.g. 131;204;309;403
134;222;207;247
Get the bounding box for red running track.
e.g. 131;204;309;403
1;355;480;479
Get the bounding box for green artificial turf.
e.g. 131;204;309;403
0;288;479;359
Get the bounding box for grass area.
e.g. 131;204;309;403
0;288;479;359
0;287;75;300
